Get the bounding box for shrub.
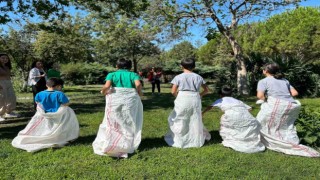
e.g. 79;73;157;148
60;62;116;85
296;106;320;147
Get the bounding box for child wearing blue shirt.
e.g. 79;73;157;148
35;78;69;112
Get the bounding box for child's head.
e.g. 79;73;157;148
219;86;232;97
46;78;64;90
0;53;12;69
116;58;132;70
262;63;283;79
181;58;195;71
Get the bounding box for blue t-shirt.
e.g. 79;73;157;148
35;90;69;113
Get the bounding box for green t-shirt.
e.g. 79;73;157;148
106;69;140;88
47;69;61;79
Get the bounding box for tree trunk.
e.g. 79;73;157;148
226;35;249;95
133;58;138;73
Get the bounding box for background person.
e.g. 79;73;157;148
47;62;61;79
28;61;47;110
0;53;18;121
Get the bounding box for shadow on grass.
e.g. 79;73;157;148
138;136;168;151
0;124;26;139
70;102;105;114
142;92;175;110
206;130;222;145
70;135;97;146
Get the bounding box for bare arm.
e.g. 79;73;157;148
135;80;143;96
101;80;112;95
200;84;209;98
257;90;265;100
171;84;178;97
290;87;298;97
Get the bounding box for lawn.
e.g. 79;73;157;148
0;83;319;179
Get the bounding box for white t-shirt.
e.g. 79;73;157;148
171;72;205;92
211;97;251;110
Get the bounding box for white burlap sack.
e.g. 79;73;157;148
257;97;320;157
165;91;211;148
219;104;265;153
12;106;79;152
92;88;143;158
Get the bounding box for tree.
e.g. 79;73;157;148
3;25;38;91
0;0;148;24
33;16;93;64
165;41;196;61
92;15;160;72
147;0;302;95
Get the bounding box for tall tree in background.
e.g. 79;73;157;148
148;0;302;95
0;0;148;24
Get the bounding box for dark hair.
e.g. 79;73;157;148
263;63;284;79
31;61;41;68
116;58;132;70
0;53;12;69
219;86;232;96
181;58;195;70
46;78;64;87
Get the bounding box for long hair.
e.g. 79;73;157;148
0;53;12;69
263;63;284;79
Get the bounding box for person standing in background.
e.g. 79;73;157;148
0;53;19;121
47;62;61;79
28;61;47;110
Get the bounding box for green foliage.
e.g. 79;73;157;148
296;106;320;147
60;62;116;85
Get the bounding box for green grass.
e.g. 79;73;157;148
1;83;319;179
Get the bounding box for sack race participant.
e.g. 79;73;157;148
202;86;265;153
12;78;79;152
165;58;211;148
256;63;319;157
92;59;143;158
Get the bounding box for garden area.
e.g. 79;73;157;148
0;83;319;179
1;0;320;179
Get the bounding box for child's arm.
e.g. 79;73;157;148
202;106;213;116
134;80;143;96
171;84;178;97
200;84;209;98
101;80;112;95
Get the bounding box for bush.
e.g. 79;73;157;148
296;106;320;147
61;62;116;85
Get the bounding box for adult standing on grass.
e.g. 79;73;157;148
93;58;143;158
0;53;19;122
28;61;47;110
256;63;319;157
148;67;162;94
164;58;211;148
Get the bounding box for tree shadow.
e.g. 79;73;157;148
0;124;26;139
70;102;105;114
69;135;97;146
141;93;175;110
